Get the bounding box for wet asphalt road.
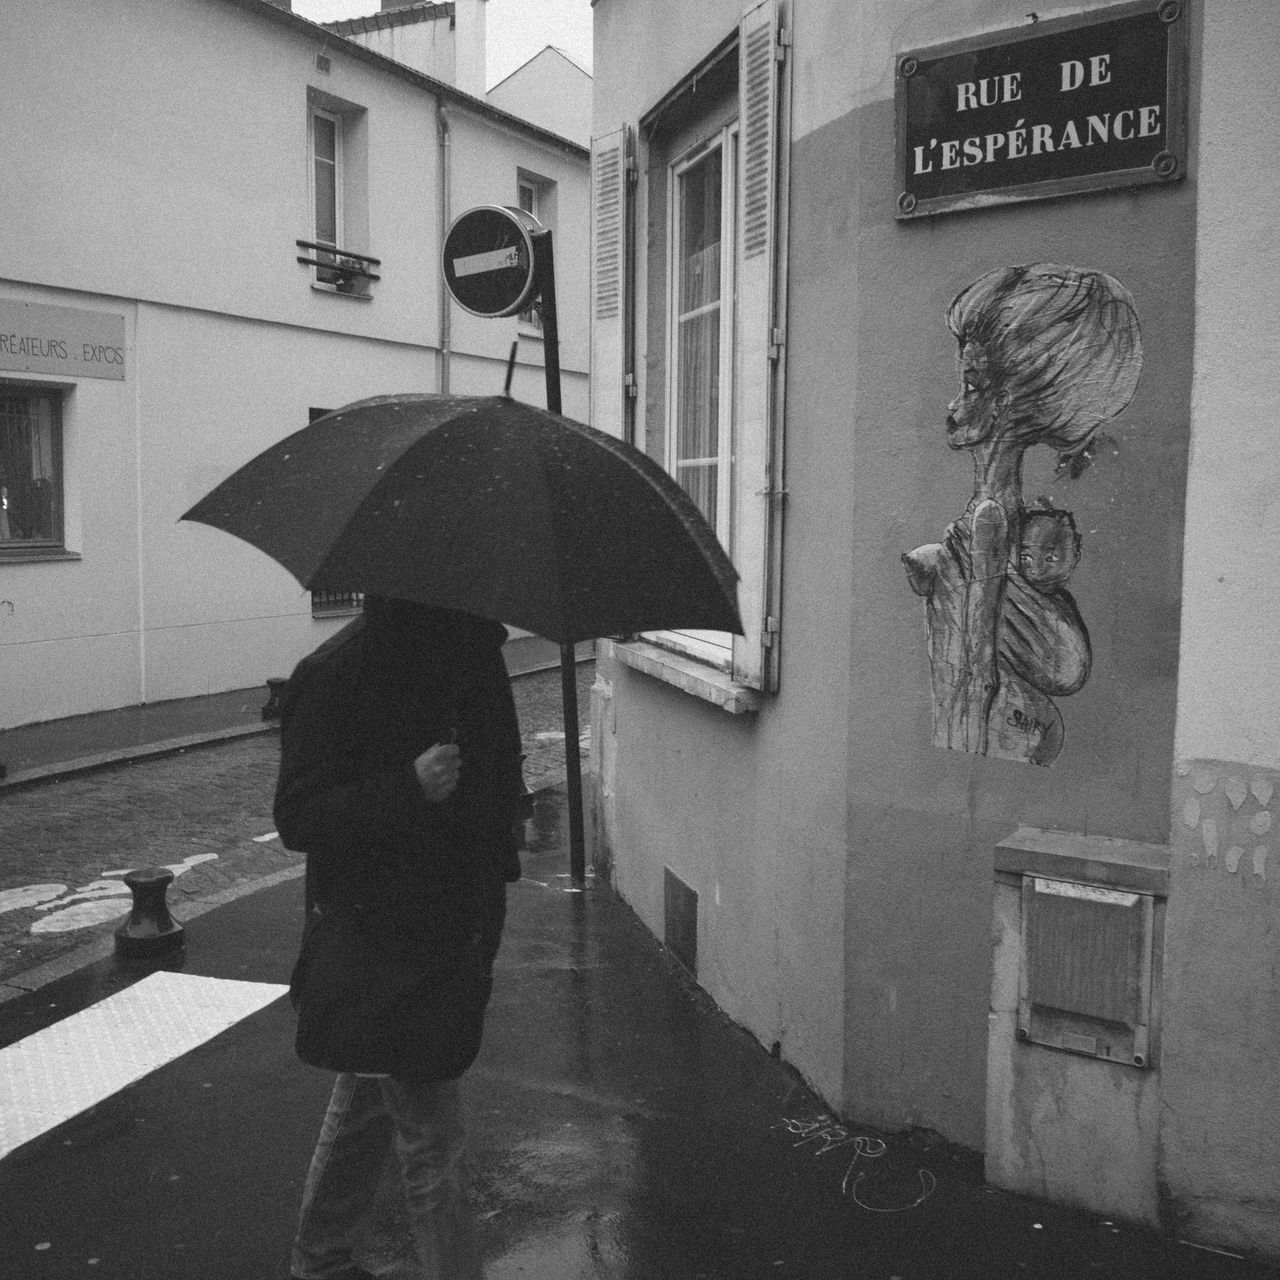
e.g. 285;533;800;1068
0;664;593;988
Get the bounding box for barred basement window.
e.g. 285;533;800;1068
310;588;363;616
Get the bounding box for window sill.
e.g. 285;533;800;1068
311;283;373;301
0;549;80;565
995;826;1170;896
603;638;762;714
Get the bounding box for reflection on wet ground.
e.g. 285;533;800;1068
465;792;1265;1279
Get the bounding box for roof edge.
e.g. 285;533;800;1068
326;2;452;38
488;43;593;94
217;0;588;158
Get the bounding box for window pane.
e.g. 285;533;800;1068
518;182;541;324
0;391;61;544
313;113;336;164
673;143;723;534
679;149;722;313
314;157;337;245
676;310;719;463
676;462;717;530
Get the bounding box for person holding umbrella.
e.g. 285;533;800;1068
274;593;528;1280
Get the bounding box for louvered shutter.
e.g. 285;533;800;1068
590;127;629;440
733;0;783;690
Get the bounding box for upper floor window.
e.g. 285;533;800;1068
311;108;345;287
517;176;547;330
0;387;63;553
298;95;379;297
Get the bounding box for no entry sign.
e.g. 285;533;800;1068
442;205;542;317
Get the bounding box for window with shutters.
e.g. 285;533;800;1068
592;0;785;695
300;93;377;297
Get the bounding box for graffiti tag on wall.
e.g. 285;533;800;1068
904;263;1142;765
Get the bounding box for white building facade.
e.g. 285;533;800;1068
0;0;588;730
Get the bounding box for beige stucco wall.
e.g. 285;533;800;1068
594;0;1280;1259
1161;0;1280;1256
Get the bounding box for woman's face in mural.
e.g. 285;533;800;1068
946;342;1009;451
1016;516;1080;590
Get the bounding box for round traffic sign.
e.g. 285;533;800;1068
442;205;542;318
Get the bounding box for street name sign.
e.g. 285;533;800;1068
895;0;1188;218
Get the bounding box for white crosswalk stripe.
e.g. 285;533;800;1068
0;971;288;1159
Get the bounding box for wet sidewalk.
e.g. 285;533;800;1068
0;788;1272;1279
0;651;1275;1276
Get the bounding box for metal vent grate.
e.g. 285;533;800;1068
664;867;698;975
1019;877;1156;1068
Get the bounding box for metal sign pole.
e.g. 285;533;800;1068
440;206;585;884
532;231;587;885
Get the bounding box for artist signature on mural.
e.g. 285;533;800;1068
1007;707;1052;739
773;1114;937;1212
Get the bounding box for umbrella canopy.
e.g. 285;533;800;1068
181;393;742;645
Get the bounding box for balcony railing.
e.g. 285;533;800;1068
296;240;382;294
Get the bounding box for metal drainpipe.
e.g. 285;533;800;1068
437;100;453;394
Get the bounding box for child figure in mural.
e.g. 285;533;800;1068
903;263;1142;766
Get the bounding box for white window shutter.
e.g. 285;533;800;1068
590;127;629;440
733;0;782;690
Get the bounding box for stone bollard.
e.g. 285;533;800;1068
262;677;288;721
114;866;185;958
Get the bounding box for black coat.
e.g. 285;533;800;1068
274;599;525;1073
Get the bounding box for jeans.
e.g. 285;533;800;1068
291;1073;482;1280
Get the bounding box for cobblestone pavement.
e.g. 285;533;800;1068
0;663;593;986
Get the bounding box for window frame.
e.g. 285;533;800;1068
516;175;545;330
0;383;65;558
310;106;345;286
660;124;739;669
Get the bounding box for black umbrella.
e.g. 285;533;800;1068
181;392;743;876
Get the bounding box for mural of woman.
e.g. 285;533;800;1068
903;263;1143;765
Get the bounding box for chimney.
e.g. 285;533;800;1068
453;0;487;96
